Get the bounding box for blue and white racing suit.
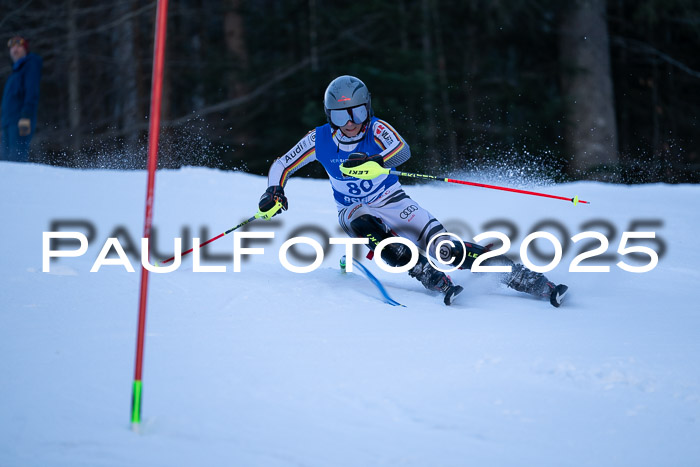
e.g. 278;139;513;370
265;117;448;257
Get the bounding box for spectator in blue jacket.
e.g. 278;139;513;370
1;36;42;162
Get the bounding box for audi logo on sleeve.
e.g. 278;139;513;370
400;205;419;219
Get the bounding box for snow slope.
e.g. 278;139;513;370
1;161;699;466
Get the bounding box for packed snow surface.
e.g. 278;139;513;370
1;161;699;466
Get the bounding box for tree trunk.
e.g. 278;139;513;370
397;0;410;53
421;0;438;164
67;0;82;155
113;0;142;166
224;0;249;98
224;0;250;144
462;0;480;159
309;0;319;71
559;0;619;180
431;3;458;169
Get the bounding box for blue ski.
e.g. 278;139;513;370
341;255;405;307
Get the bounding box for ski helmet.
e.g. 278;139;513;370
323;75;372;128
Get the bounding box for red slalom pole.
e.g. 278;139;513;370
132;0;169;430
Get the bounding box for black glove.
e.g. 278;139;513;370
258;185;288;216
342;152;384;169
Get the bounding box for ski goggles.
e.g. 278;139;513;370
329;105;368;127
7;37;26;48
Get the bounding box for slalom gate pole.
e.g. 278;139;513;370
340;162;590;205
156;200;283;266
132;0;169;430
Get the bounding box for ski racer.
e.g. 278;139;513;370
257;75;567;306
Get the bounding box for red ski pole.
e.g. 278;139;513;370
156;201;283;266
341;162;590;205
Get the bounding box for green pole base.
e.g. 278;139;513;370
131;380;143;426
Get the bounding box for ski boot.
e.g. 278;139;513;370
508;263;568;307
409;255;464;305
547;283;569;308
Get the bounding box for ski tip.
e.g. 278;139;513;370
444;285;464;306
550;284;568;308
